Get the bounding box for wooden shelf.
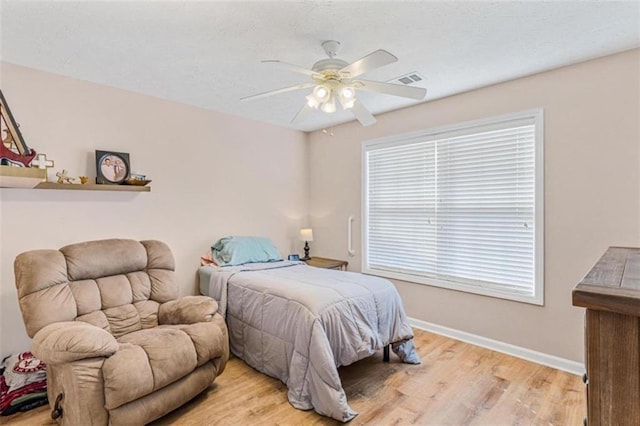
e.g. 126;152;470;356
0;166;150;191
35;182;151;192
0;165;47;188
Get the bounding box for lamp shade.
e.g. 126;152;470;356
299;228;314;242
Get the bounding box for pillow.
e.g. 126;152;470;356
200;251;218;267
212;236;282;266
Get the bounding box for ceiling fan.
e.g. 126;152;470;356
241;40;427;127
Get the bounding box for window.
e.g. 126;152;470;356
362;110;543;304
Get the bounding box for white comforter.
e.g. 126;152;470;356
203;261;420;422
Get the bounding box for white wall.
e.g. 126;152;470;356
0;63;308;356
308;49;640;362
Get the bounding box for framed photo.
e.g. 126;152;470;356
95;150;130;184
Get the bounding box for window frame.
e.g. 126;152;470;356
361;109;544;305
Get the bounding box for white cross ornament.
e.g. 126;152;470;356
32;153;55;169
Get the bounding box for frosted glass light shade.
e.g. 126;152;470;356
299;228;314;242
340;86;355;99
313;85;330;102
320;95;336;113
305;94;320;109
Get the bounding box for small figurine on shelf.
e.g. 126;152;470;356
79;176;88;184
55;170;74;184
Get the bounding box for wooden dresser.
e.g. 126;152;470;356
572;247;640;425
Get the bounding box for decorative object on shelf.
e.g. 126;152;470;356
130;172;146;180
0;90;37;167
123;170;150;186
95;150;130;184
123;178;151;186
0;165;47;188
31;153;55;170
55;170;74;184
0;143;37;168
79;176;88;184
2;128;15;148
0;138;37;168
299;228;314;260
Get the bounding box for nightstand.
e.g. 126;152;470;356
305;257;348;271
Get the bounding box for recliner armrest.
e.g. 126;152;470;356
159;296;218;325
32;321;118;364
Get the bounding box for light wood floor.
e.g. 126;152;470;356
1;329;585;425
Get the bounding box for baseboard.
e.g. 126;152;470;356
409;317;585;376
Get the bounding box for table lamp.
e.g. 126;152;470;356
299;228;314;260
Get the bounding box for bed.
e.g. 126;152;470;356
198;237;420;422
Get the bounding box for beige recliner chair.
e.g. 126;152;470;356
14;239;229;425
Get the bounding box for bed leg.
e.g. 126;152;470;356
383;344;390;362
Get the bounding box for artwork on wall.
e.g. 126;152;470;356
0;89;37;167
95;150;130;184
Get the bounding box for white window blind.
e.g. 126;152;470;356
363;110;543;304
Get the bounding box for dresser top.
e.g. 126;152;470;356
573;247;640;316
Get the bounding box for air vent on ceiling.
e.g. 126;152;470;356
389;72;424;85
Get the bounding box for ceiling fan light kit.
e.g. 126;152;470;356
320;94;336;113
307;83;355;114
242;40;427;127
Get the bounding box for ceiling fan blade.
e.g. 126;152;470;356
339;50;397;78
241;82;315;101
350;100;377;127
262;60;322;78
291;103;314;124
357;79;427;100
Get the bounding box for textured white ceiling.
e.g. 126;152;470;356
1;1;639;132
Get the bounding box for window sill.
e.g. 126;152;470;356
362;267;543;306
